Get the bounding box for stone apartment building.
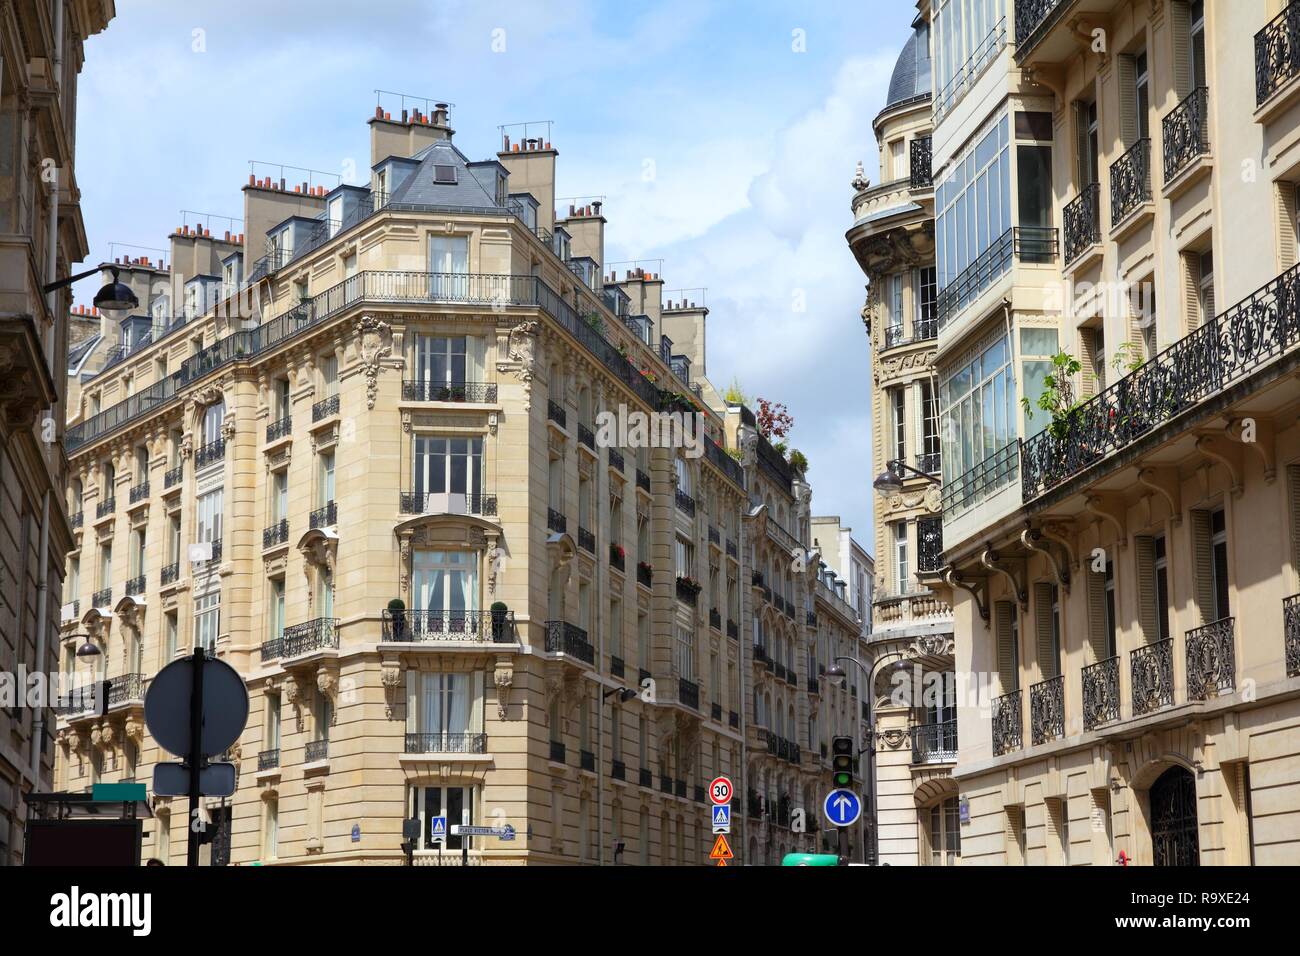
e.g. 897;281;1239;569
0;0;115;866
53;100;868;864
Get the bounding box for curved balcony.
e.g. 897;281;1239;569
281;617;339;658
381;608;515;643
1256;4;1300;108
405;732;487;754
401;380;497;403
400;490;496;517
910;720;957;764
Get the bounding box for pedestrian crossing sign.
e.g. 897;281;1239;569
430;815;447;844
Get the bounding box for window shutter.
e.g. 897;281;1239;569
1073;101;1090;188
470;671;484;733
1079;328;1098;398
1183;252;1203;331
1117;55;1138;149
405;669;419;734
1171;1;1193;100
996;602;1017;694
1288;465;1300;587
1128;294;1147;361
1086;565;1109;663
1035;583;1057;680
1277;184;1298;270
1135;536;1159;643
1191;509;1217;625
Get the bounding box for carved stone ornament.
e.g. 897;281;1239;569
283;673;301;707
878;349;937;385
125;715;145;744
494;663;514;720
497;320;539;409
355;314;393;410
851;161;870;192
381;661;403;719
879;728;908;750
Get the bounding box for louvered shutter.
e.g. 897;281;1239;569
1117;56;1139;149
1202;264;1215;325
1191;509;1216;625
1184;252;1203;331
1074;101;1091;188
1079;328;1098;398
1086;565;1109;663
405;669;419;734
470;671;484;733
1035;583;1058;679
1288;465;1300;586
1171;1;1193;100
1135;536;1159;644
996;602;1017;694
1278;184;1298;270
1128;292;1147;361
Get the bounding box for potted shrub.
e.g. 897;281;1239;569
490;601;510;642
387;597;406;640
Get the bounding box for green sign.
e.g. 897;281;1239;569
91;782;147;802
781;853;840;866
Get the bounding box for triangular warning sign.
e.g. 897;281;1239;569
709;834;733;860
715;857;729;867
431;819;446;834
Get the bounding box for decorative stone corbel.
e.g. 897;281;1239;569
1021;525;1069;593
494;658;514;720
1195;432;1244;497
1085;493;1128;548
980;545;1028;610
315;662;339;712
283;672;301;708
1137;465;1182;526
355;314;393;410
381;660;403;719
497;319;539;410
1039;522;1078;570
943;568;989;626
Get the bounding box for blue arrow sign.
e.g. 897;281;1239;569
711;804;731;833
823;789;862;827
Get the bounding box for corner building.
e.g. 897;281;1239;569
930;0;1300;865
54;103;867;864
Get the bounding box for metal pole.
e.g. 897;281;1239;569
186;646;206;867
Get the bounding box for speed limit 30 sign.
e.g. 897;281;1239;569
709;775;734;806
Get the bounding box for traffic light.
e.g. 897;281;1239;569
831;736;854;788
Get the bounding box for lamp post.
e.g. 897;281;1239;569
872;458;941;497
43;265;141;311
827;656;877;865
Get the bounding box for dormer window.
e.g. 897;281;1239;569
434;165;457;184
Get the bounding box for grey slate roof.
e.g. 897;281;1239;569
885;22;932;109
387;140;503;208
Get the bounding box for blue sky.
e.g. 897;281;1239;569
75;0;919;555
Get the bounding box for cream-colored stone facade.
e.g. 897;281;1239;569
0;0;114;865
931;0;1300;864
54;104;867;865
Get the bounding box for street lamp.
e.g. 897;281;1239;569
872;458;941;497
73;633;102;659
43;265;140;312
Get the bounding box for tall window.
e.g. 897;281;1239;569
935;111;1010;289
915;266;937;334
317;451;335;507
675;536;695;580
411;550;478;614
196;488;223;548
268;578;285;644
893;521;909;594
940;330;1015;483
201;401;224;446
274;378;291;419
1210;508;1230;622
1189;0;1206;89
1021;327;1061;437
413;436;483;512
918;379;940;470
675;624;695;681
428;236;469;298
271;470;288;523
891;388;907;462
320;353;338;398
928;796;961;865
886;274;904;339
263;798;278;860
194;591;220;652
412;334;486;386
1104;560;1117;659
1154;534;1171;641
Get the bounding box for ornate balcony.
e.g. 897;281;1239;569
1256;3;1300;107
309;501;337;529
401;380;497;403
1286;594;1300;677
1081;656;1120;730
69;510;84;529
577;423;595;450
263;518;289;549
726;618;739;640
282;617;339;657
1131;639;1174;716
544;621;594;664
678;678;699;711
550;740;567;764
1109;138;1151;226
129;482;150;504
1163;87;1209;183
547;508;566;534
909;135;932;189
707;525;720;546
1023;260;1300;501
992;689;1022;756
637;562;653;588
194;438;225;469
161;562;179;586
258;749;280;771
305;740;329;762
709;608;722;630
577;527;595;553
1185;617;1236;701
406;733;487;754
910;719;957;764
164;465;182;489
125;574;145;597
917;516;943;573
312;394;339;422
266;416;291;442
399;490;496;516
1030;675;1065;745
675;576;701;606
580;749;595;771
639;767;653;788
381;608;515;643
1063;182;1101;266
92;587;112;608
726;538;738;559
674;488;696;516
107;673;144;706
95;497;115;519
607;446;624;471
635;468;651;493
1014;0;1067;52
546;399;566;427
611;759;626;781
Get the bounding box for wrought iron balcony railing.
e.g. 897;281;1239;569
1110;138;1151;226
1014;0;1067;52
1163;87;1209;183
577;527;595;553
549;740;567;764
259;637;282;660
992;689;1022;756
726;538;738;559
917;516;944;573
194;438;225;469
310;501;337;529
1186;617;1236;701
943;441;1019;517
1063;182;1101;265
883;324;906;349
107;673;144;706
401;380;497;403
406;733;487;754
544;621;594;664
161;561;179;586
607;447;624;471
96;497;115;519
726;618;739;639
1082;656;1120;730
263;518;289;549
1022;259;1300;501
1131;638;1174;716
639;767;653;788
129;482;150;504
935;17;1007;117
282;617;339;657
92;587;112;608
611;759;626;781
729;710;739;728
635;468;651;493
305;740;329;762
579;749;596;771
609;542;625;571
577;423;596;450
125;574;145;597
164;465;182;489
1030;674;1065;745
910;719;957;764
382;608;516;643
637;562;653;588
69;510;83;529
399;491;496;517
678;678;699;711
610;655;625;679
258;749;280;771
709;607;722;630
1256;3;1300;107
909;135;933;188
547;508;566;534
266;416;291;442
312;394;339;422
675;488;696;516
547;399;566;427
1286;594;1300;677
936;227;1057;333
675;576;701;606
